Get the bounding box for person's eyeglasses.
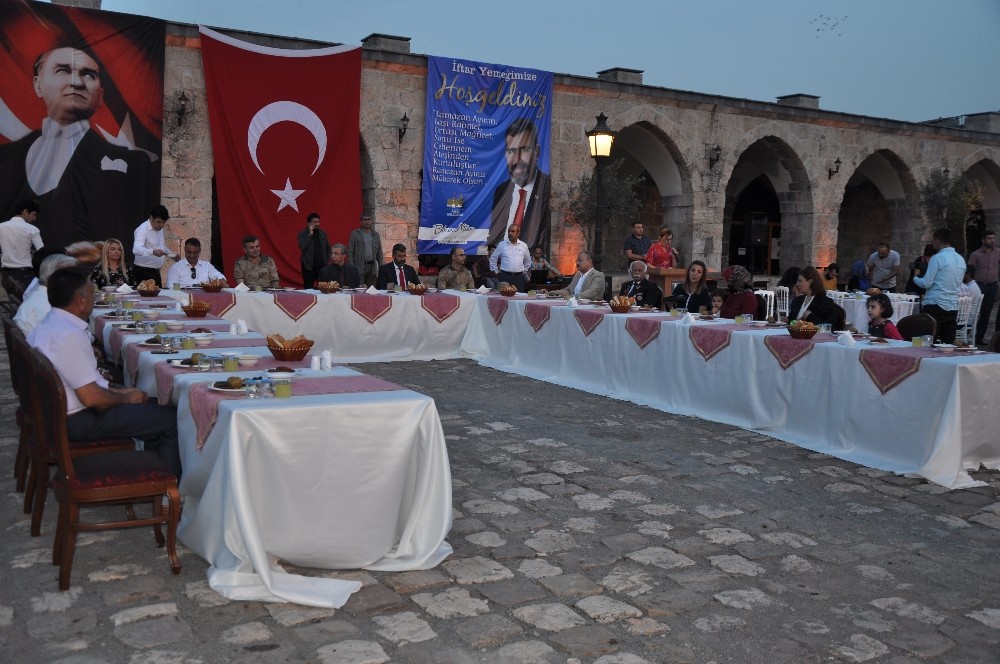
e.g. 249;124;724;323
190;267;197;279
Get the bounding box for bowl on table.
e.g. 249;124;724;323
200;279;227;293
165;321;184;331
142;311;160;320
237;354;260;367
181;301;212;318
193;337;213;347
137;287;161;298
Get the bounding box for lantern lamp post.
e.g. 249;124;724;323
586;113;616;269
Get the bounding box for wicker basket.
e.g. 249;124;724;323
498;288;517;297
318;285;340;294
200;283;225;293
137;288;161;297
610;304;631;314
788;327;818;339
181;303;212;318
407;285;427;295
266;344;313;362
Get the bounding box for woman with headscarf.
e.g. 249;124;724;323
788;266;842;327
719;265;758;319
847;258;870;292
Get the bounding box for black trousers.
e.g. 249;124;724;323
498;270;526;292
132;265;163;287
67;403;181;477
2;267;34;309
302;268;321;290
921;303;958;344
976;282;997;343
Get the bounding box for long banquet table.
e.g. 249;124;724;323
460;297;1000;489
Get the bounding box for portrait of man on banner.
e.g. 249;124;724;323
0;1;164;252
488;117;550;252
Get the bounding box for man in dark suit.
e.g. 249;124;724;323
318;243;361;288
376;244;419;290
297;212;329;289
488;118;549;252
0;46;155;251
619;261;663;309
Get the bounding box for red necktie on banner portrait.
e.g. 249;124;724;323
513;189;527;229
199;27;362;287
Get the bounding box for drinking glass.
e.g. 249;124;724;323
181;336;195;350
123;300;134;310
273;379;292;398
245;379;260;399
223;356;239;372
259;378;274;398
818;323;831;333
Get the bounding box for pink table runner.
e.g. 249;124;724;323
189;375;403;450
350;293;392;324
573;309;605;337
688;323;749;360
523;300;565;332
419;293;461;323
625;315;681;349
763;334;839;369
859;346;939;394
193;292;237;317
488;297;510;325
274;292;318;320
154;357;312;404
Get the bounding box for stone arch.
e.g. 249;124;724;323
721;133;813;275
602;118;693;269
835;141;921;273
958;156;1000;233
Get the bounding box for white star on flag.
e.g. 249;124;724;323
271;178;305;212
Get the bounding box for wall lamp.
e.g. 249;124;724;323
708;145;722;169
398;113;409;144
828;157;841;179
176;91;189;127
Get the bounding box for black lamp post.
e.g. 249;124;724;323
586;112;616;269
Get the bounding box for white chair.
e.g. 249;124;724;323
775;286;790;317
954;296;974;343
958;293;983;344
891;294;917;322
754;289;775;319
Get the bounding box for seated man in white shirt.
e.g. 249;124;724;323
14;254;76;334
165;237;227;288
553;251;606;301
27;267;181;476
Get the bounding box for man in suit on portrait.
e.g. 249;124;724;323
488;118;549;253
0;45;155;251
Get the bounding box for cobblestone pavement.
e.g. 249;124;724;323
1;352;999;664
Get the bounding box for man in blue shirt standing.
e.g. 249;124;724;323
914;228;966;344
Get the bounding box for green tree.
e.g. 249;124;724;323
559;159;644;267
919;169;984;255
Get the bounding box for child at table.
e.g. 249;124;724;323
710;289;727;316
867;293;903;340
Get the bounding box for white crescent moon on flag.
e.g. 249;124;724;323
247;101;327;176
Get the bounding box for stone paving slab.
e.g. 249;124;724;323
1;355;999;662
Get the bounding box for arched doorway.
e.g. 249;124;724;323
961;159;1000;254
722;137;811;277
836;149;920;271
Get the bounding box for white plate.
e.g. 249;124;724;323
137;342;163;347
932;344;956;352
209;385;246;393
219;351;240;357
266;371;296;379
168;359;194;367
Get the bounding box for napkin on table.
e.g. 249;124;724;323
321;349;332;370
233;282;250;292
837;331;856;346
476;285;489;294
365;285;379;295
237;319;249;335
567;296;578;308
116;284;133;294
680;312;697;325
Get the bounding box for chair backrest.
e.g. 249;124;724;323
955;296;974;326
833;303;847;332
4;317;32;402
775;286;790;315
27;347;76;484
896;313;937;341
754;294;768;322
753;290;775;319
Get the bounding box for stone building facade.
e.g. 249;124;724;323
152;21;1000;279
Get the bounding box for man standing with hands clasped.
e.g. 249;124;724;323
348;212;382;287
489;223;531;292
297;212;329;290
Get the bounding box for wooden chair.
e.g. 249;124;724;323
896;313;937;341
28;347;181;590
8;328;135;536
2;314;31;493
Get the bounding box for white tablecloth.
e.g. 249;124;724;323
461;299;1000;489
205;289;478;362
168;370;453;607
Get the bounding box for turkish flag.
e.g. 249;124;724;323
200;27;361;287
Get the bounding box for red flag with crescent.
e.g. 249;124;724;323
199;27;361;287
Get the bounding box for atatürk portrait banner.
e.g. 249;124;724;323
0;0;164;251
199;26;361;286
419;56;552;255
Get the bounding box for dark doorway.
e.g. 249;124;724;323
728;175;781;275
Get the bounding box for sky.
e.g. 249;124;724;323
98;0;1000;123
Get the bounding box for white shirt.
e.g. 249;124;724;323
28;308;107;415
133;219;169;269
960;280;982;299
489;239;532;274
0;216;45;268
574;268;595;296
13;284;49;335
26;118;89;195
502;180;536;230
166;259;226;288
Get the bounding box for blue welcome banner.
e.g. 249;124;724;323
419;56;552;254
